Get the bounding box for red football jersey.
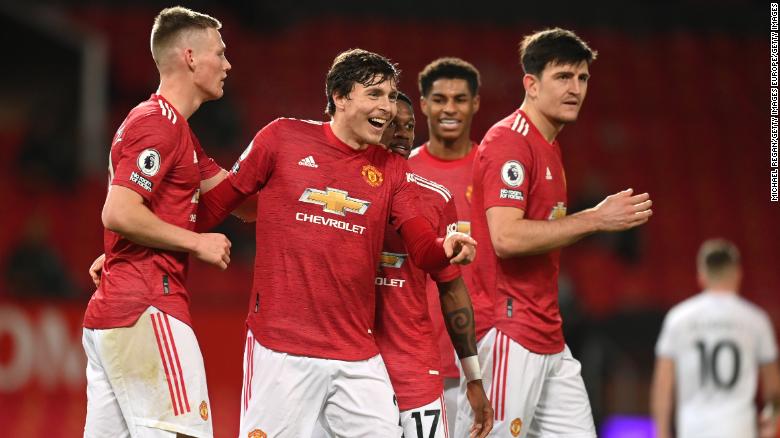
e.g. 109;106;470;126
84;94;222;329
227;119;421;360
472;109;567;354
408;144;477;377
374;174;460;411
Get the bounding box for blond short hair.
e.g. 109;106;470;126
150;6;221;66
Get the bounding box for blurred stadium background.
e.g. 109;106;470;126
0;1;775;436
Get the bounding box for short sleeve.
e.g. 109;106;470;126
227;120;278;195
756;312;779;364
389;160;422;230
111;115;179;201
655;311;678;359
430;198;461;283
191;132;223;180
478;128;533;212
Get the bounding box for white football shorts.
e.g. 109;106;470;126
240;330;402;438
83;306;212;438
455;328;595;438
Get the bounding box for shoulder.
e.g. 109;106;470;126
272;117;324;132
664;294;706;328
255;117;324;142
735;296;773;326
406;172;452;203
408;145;424;160
125;100;180;137
480;114;532;155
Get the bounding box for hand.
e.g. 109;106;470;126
444;232;477;265
192;233;232;270
466;380;494;438
592;188;653;232
88;253;106;288
759;405;777;438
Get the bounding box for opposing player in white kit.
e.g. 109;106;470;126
460;28;653;438
196;49;477;438
651;239;780;438
82;7;237;438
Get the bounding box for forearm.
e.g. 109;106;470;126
231;194;258;222
493;209;599;258
760;361;780;413
196;178;250;232
399;217;450;272
438;277;478;358
650;359;675;438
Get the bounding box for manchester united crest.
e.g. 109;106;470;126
199;401;209;421
361;164;384;187
510;418;523;437
248;429;267;438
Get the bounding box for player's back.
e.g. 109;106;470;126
656;291;778;438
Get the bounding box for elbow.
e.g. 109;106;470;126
102;204;128;235
492;234;519;259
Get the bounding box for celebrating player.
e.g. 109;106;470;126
458;28;653;437
412;57;482;428
651;239;780;438
82;7;237;438
373;92;493;438
196;49;477;437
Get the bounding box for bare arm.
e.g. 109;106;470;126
759;360;780;438
102;185;231;269
486;188;652;258
437;277;493;437
438;276;477;358
650;357;675;438
200;169;257;222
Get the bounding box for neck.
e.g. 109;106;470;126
157;75;203;120
520;100;563;143
330;118;368;150
705;281;739;294
426;134;472;160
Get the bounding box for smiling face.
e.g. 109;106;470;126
525;60;589;126
420;78;479;143
190;27;231;101
381;100;415;159
332;76;398;148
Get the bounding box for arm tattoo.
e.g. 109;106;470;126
445;307;477;358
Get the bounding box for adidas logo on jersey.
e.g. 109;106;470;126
546;167;552;180
298;156;318;168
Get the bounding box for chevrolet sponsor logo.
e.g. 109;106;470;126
299;187;369;216
375;277;406;288
379;252;407;268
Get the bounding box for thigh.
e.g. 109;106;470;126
240;332;328;438
83;328;131;438
323;354;401;438
442;378;459;437
92;308;212;438
454;328;496;438
493;332;547;438
400;395;448;438
527;345;595;438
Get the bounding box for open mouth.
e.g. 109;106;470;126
368;117;387;129
438;118;461;128
389;141;411;151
